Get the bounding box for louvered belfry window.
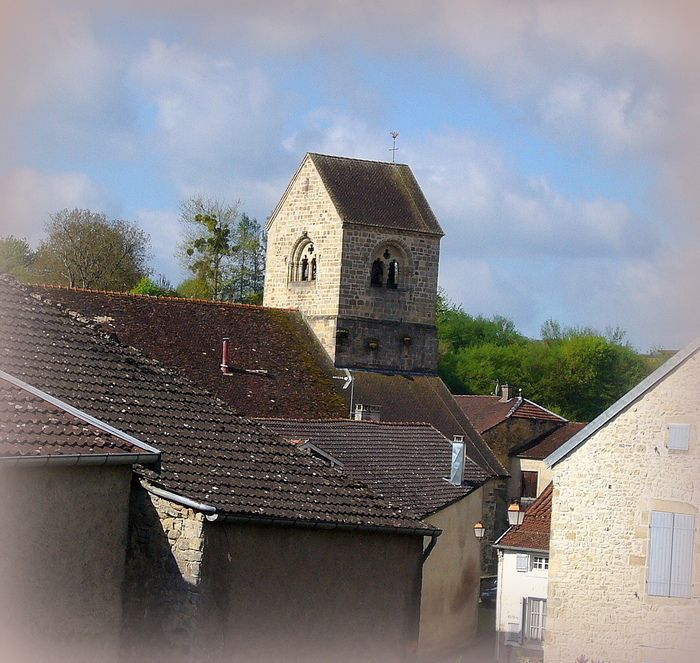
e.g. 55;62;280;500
647;511;695;598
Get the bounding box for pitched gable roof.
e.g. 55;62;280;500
25;285;346;419
350;371;508;477
258;419;489;518
495;482;553;552
546;337;700;467
512;422;587;460
0;277;432;534
308;153;444;236
0;371;159;465
454;394;565;434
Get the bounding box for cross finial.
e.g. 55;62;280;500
390;131;399;163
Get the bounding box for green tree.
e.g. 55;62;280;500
130;276;176;297
0;235;35;280
178;197;238;300
225;213;266;303
31;209;150;290
175;276;212;299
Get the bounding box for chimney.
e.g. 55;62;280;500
220;337;231;375
354;404;381;421
500;383;511;402
450;435;465;486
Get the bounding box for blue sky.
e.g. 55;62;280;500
1;1;699;350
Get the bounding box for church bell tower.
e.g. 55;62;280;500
263;153;443;374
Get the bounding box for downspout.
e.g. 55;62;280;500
421;531;440;564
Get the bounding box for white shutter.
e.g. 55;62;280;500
516;554;529;572
647;511;673;596
670;514;695;598
450;441;465;485
668;424;691;451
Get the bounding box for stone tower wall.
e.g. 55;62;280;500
263;157;344;357
264;154;442;372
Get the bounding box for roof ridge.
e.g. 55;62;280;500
26;282;299;313
309;152;408;168
258;417;439;428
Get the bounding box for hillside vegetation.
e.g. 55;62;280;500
436;294;669;422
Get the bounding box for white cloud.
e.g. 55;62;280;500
0;169;108;245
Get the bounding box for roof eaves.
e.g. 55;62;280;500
0;369;161;462
546;337;700;467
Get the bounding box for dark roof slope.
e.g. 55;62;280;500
0;277;430;533
259;419;488;518
513;422;587;460
0;374;153;461
496;482;552;552
350;372;507;477
25;285;346;419
309;153;444;236
454;395;565;434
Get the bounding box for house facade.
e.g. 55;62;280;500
0;370;160;663
493;483;553;663
260;418;490;657
545;339;700;663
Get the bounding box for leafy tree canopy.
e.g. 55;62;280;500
0;235;35;280
31;209;150;290
437;296;665;421
130;276;176;297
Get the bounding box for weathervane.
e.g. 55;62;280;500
390;131;399;163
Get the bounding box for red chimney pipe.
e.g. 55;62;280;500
221;337;231;374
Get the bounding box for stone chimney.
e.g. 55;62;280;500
499;383;511;402
353;404;381;421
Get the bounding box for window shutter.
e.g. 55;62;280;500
668;424;691;451
516;554;529;572
670;514;694;598
647;511;673;596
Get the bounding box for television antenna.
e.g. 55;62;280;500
390;131;399;163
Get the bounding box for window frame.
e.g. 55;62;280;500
647;510;695;598
524;597;547;643
532;555;549;571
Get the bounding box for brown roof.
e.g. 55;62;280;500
514;422;588;460
259;419;489;517
496;482;553;552
25;285;346;419
350;372;507;477
453;395;565;434
0;277;432;533
309;153;444;236
0;374;153;461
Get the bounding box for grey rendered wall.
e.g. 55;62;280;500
420;488;484;657
0;464;132;663
201;522;424;663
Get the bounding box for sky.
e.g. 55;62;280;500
1;0;699;351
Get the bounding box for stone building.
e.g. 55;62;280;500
264;152;443;373
544;338;700;663
1;277;433;663
260;418;490;658
0;369;160;663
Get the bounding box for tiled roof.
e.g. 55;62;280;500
454;395;565;434
350;372;507;477
309;153;444;236
0;277;432;533
259;419;489;517
496;482;553;552
0;374;152;460
25;285;346;419
513;422;588;460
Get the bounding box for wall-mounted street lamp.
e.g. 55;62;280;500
473;521;486;541
507;501;525;527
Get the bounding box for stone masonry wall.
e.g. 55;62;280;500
263;156;344;359
546;351;700;663
121;483;208;663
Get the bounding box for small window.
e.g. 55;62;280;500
532;556;549;570
516;554;529;572
647;511;695;598
521;471;538;499
667;423;691;451
290;237;317;282
370;258;384;287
